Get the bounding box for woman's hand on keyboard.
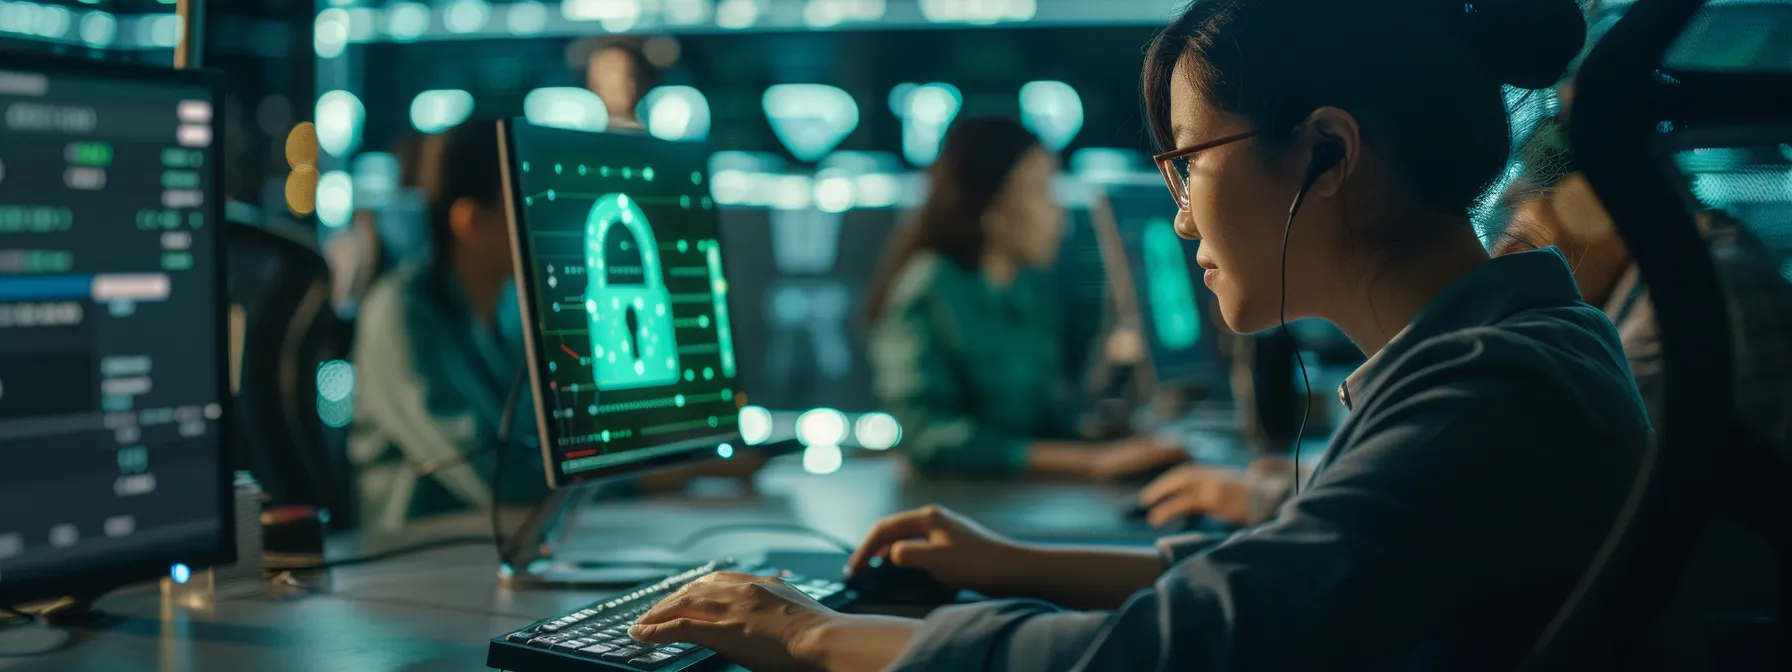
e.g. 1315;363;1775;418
630;572;917;672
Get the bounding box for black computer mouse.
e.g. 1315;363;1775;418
844;562;958;606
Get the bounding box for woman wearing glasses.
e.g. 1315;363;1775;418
630;1;1654;669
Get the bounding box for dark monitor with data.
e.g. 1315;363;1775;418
0;58;233;604
1099;184;1224;387
500;121;747;488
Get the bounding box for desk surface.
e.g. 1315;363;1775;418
0;456;1168;672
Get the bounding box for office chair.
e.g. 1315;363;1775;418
226;220;356;526
1523;0;1792;667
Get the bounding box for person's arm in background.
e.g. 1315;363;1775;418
349;284;493;529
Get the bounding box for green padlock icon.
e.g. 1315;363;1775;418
585;193;681;390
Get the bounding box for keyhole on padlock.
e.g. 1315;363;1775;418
626;306;641;359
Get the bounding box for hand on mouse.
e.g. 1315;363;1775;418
1088;436;1190;481
845;505;1033;597
1138;464;1252;527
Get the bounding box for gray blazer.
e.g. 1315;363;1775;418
889;249;1652;671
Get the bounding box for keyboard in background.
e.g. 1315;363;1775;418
487;559;851;672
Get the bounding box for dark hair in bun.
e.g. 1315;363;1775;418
1144;0;1586;226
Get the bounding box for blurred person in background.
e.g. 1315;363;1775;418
585;39;660;131
350;121;535;530
350;121;761;530
862;117;1189;481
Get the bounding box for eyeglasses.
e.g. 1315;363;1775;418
1153;131;1258;211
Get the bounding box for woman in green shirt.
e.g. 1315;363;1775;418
862;117;1189;480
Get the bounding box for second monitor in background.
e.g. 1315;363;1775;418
1093;184;1225;397
499;122;763;586
502;123;746;490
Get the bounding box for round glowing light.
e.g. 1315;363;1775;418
773;175;813;211
802;444;844;475
854;174;901;208
908;84;961;127
664;0;711;25
409;89;474;134
717;443;735;459
444;0;490;34
315;170;355;229
795;407;848;446
149;14;182;46
714;0;759;29
316;360;355;402
32;5;70;39
739;405;774;445
853;413;901;450
505;0;548;34
524;87;608;132
315;90;365;157
640;86;711;142
313;8;350;58
79;11;116;48
384;1;429;41
813;174;855;213
171;563;191;584
710;169;751;205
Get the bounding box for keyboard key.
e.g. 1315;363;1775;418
629;652;676;669
659;643;695;654
600;645;651;663
551;640;587;652
577;642;616;656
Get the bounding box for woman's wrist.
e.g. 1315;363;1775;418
798;614;921;672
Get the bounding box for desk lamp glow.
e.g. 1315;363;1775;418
894;83;961;167
763;84;859;163
639;86;711;142
524;87;608;132
410;89;474;134
1019;80;1084;152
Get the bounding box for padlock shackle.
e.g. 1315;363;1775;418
584;193;665;291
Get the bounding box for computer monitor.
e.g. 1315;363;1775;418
499;121;746;490
1094;184;1224;389
0;57;232;607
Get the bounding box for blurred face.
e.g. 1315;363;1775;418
450;198;515;279
983;147;1065;268
1167;62;1347;333
587;48;641;122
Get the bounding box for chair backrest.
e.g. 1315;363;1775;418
225;221;355;522
1527;0;1792;667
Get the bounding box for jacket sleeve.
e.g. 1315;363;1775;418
887;337;1644;671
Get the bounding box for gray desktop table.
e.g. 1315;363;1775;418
0;456;1170;672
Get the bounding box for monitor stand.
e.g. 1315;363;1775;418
497;486;693;589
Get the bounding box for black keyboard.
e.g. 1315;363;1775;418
487;559;851;672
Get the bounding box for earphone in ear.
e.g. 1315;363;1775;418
1301;141;1346;195
1281;138;1342;496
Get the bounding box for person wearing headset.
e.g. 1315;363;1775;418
624;1;1652;669
862;117;1189;480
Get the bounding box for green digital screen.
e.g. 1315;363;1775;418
505;123;742;477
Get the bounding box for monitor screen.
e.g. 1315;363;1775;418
501;122;745;487
0;58;230;602
1102;185;1223;386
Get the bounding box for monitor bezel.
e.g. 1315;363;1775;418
498;119;749;490
1091;184;1225;389
0;55;236;605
